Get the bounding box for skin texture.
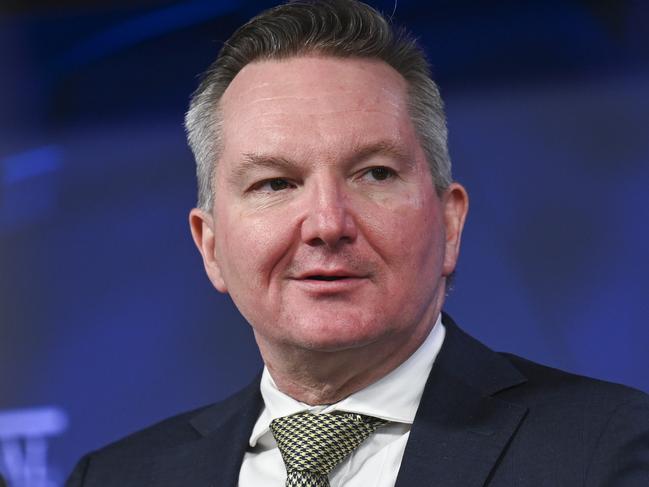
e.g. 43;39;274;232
190;56;468;405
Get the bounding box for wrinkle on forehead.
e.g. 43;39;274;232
235;108;403;128
225;90;406;123
241;86;403;107
224;80;409;138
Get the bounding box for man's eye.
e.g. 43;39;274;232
363;166;395;181
253;178;293;192
268;178;291;191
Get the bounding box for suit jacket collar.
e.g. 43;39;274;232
394;313;528;486
149;377;263;486
165;313;529;486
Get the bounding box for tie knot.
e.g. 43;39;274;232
270;412;386;479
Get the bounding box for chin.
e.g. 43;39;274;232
285;318;388;353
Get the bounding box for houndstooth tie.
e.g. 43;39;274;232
269;412;386;487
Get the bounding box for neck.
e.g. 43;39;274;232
257;297;443;405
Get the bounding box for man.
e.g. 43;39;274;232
67;1;649;486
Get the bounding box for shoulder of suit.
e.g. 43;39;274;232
88;377;260;458
496;351;649;412
86;404;206;460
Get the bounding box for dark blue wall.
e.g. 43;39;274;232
1;1;648;484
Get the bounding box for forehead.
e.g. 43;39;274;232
221;55;408;114
218;56;418;162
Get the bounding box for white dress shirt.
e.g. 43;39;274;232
238;314;445;487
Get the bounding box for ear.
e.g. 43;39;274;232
441;183;469;276
189;208;228;293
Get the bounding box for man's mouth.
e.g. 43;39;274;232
306;275;351;281
291;270;367;293
294;269;366;282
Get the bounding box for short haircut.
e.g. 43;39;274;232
185;0;452;210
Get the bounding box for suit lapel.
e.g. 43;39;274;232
395;314;528;487
147;315;528;486
150;376;263;487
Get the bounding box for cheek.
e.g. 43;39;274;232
218;208;295;284
367;193;444;263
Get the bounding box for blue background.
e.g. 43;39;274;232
1;0;648;484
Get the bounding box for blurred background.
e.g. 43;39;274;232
1;0;648;485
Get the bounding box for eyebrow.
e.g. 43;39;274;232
229;139;413;183
229;153;300;184
348;140;413;168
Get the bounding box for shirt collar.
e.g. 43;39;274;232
249;314;445;447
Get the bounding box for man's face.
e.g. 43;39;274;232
191;56;467;356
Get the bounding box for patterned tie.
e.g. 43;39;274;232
269;412;386;487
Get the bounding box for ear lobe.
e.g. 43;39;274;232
441;183;469;276
189;208;228;293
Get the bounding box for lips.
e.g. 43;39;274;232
307;275;349;281
296;270;364;281
290;269;368;294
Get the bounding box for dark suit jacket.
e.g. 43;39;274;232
66;314;649;486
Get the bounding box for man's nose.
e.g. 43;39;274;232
300;180;358;248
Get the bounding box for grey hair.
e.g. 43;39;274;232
185;0;452;210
